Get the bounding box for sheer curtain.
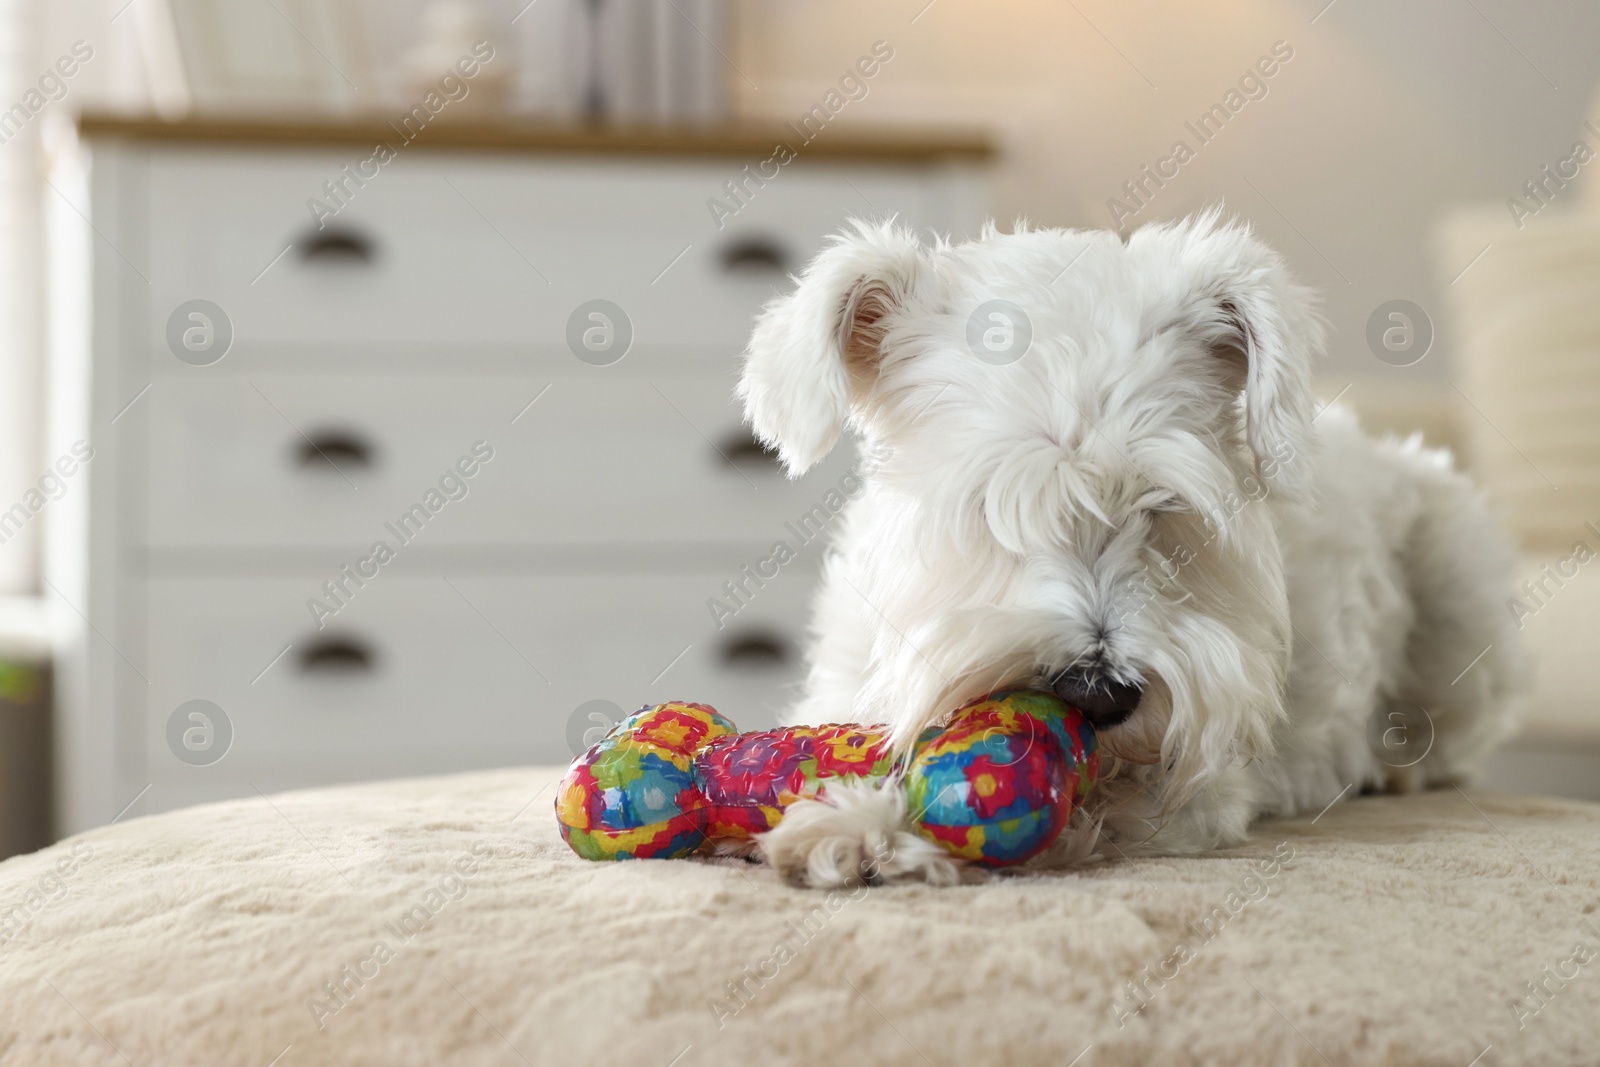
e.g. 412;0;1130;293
0;0;41;595
0;0;156;596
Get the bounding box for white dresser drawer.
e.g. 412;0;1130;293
51;120;989;835
144;147;935;359
142;567;817;801
145;373;859;549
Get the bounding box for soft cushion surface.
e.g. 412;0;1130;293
1;769;1597;1066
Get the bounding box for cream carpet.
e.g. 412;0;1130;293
1;768;1598;1066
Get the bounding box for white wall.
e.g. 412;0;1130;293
730;0;1600;384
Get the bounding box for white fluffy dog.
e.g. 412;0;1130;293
736;212;1523;887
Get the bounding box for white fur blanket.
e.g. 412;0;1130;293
1;769;1597;1066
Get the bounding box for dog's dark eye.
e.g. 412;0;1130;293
1142;492;1185;515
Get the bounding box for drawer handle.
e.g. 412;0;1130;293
300;228;376;265
719;236;791;275
717;430;782;473
298;637;376;674
719;631;791;669
296;430;374;472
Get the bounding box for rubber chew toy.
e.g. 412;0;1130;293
556;689;1097;868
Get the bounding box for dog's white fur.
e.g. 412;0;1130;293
737;212;1524;887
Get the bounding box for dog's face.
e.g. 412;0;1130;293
739;214;1323;799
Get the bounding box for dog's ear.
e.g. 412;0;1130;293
738;222;927;476
1154;215;1323;500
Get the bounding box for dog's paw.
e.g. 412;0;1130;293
756;780;963;888
707;836;764;862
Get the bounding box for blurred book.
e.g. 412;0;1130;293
153;0;729;124
591;0;727;124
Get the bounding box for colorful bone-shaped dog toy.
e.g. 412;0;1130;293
555;689;1098;868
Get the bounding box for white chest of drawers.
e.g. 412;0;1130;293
45;115;990;837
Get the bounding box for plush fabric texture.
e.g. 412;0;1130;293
1;769;1597;1067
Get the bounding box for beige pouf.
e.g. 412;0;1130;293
0;768;1597;1067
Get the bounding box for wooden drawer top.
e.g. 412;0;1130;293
77;112;995;163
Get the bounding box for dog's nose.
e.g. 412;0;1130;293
1050;669;1143;728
